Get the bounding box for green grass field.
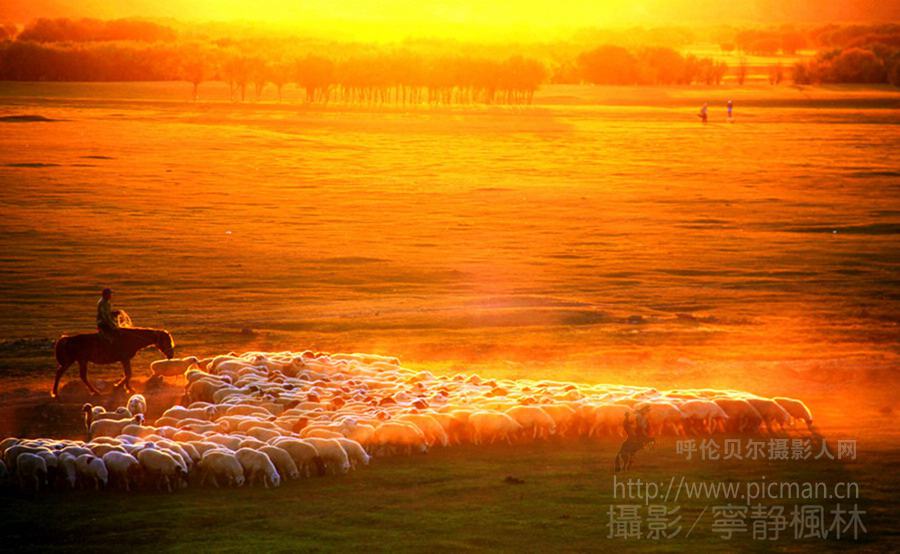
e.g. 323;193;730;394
2;439;896;552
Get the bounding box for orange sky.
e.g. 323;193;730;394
2;0;898;36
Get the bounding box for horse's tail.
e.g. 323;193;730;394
54;335;71;366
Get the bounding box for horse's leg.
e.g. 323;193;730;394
51;363;72;398
120;359;134;394
79;361;101;395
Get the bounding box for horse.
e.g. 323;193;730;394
52;327;175;398
614;413;655;472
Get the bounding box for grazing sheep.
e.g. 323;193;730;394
678;400;729;435
102;451;140;491
370;422;428;456
57;453;77;489
234;448;281;488
270;438;319;477
198;450;245;488
259;445;300;481
335;438;370;469
744;398;791;434
714;398;763;434
303;438;351;475
773;397;813;429
396;414;449;447
505;406;556;440
75;454;109;490
137;448;185;492
468;411;522;445
16;453;47;492
634;402;685;436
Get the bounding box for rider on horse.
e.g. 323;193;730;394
96;288;120;343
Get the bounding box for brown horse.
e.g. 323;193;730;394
52;327;175;398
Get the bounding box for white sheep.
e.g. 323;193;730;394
126;394;148;416
137;448;185;492
102;451;141;491
396;414;449;447
303;438;351;475
150;356;201;380
75;454;109;490
370;421;428;456
198;450;245;488
773;397;813;429
269;438;319;477
468;411;522;445
89;414;144;440
335;438;370;469
505;406;556;440
16;452;47;491
259;445;300;480
234;448;281;488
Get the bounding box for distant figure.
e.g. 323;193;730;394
727;100;734;121
96;288;120;343
698;103;708;124
614;405;654;472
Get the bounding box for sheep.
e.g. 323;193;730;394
198;450;245;488
162;405;215;422
75;454;109;490
150;356;200;379
234;448;281;488
137;448;185;492
591;404;632;437
335;438;370;469
370;421;428;456
259;445;300;480
634;402;685;436
89;414;144;440
16;453;47;491
102;451;141;491
468;411;522;445
303;438;351;475
395;414;449;447
678;400;729;435
57;453;78;489
126;394;148;416
714;398;763;434
82;404;132;431
537;404;577;436
744;397;791;434
773;397;813;429
505;406;556;440
269;438;319;477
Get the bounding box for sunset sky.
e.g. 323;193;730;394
2;1;899;38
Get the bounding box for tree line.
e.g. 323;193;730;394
1;18;898;100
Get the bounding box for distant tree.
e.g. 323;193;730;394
222;55;252;101
577;45;638;85
269;61;292;101
769;62;784;85
736;57;748;85
178;45;208;101
828;48;886;83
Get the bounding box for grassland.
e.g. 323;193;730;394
2;438;896;552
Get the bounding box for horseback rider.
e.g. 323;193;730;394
96;288;120;343
634;405;651;441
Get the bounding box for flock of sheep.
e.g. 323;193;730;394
1;350;814;493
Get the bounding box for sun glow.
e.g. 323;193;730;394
2;1;896;42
